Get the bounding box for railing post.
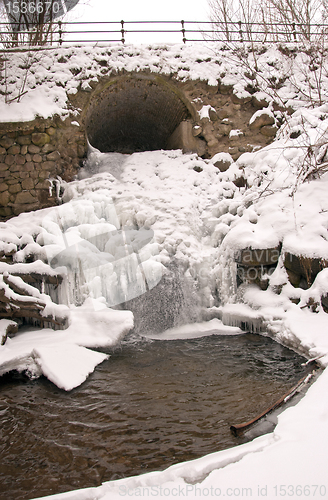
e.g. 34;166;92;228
239;21;243;42
292;22;297;41
58;20;63;45
121;20;125;44
181;20;186;43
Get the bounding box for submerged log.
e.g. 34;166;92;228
230;366;317;437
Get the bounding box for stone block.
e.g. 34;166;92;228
24;161;35;172
15;191;38;204
0;182;8;192
9;184;22;194
42;143;56;153
46;127;56;136
7;145;21;155
167;121;201;154
47;151;60;161
32;133;50;147
0;163;8;171
22;178;35;190
15;154;26;165
0;190;10;205
28;144;41;154
32;154;42;163
35;180;51;189
17;135;32;145
9;163;22;172
5;155;15;166
0;136;14;149
0;206;13;217
41;161;56;171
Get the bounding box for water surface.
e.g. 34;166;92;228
0;333;308;500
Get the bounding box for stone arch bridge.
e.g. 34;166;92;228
0;71;278;219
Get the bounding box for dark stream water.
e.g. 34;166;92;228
0;332;308;500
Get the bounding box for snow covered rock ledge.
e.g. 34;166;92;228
0;298;133;390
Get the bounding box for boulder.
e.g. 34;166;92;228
249;109;275;130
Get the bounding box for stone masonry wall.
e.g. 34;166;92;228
0;117;87;220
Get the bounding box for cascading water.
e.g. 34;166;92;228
40;148;226;332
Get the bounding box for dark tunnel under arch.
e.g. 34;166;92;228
85;75;194;154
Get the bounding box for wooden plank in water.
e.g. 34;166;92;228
230;368;316;437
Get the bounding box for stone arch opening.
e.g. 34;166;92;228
85;74;194;154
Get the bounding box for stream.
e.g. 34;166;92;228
0;331;308;500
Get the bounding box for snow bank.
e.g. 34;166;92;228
0;300;133;390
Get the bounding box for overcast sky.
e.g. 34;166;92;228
66;0;212;44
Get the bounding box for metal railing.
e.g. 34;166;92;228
0;19;327;49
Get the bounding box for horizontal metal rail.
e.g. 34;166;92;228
0;19;327;49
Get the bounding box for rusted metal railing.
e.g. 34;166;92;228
0;19;327;49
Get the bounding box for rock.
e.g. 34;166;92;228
32;133;50;147
218;124;232;136
0;182;8;192
9;163;22;172
0;136;14;149
41;160;56;171
212;152;234;172
5;155;15;165
22;178;35;190
15;191;38;204
7;145;21;155
209;108;218;121
249;109;275;130
0;163;8;171
28;144;41;154
260;125;279;137
231;93;252;105
32;154;42;163
46;127;56;136
167;121;203;154
236;247;281;266
42;143;56;153
218;107;229;120
220;83;233;94
15;154;26;165
0;190;10;205
284;253;325;288
193;125;202;137
233;176;246;187
252;95;270;108
321;294;328;312
47;151;60;161
9;183;22;194
17;135;31;145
